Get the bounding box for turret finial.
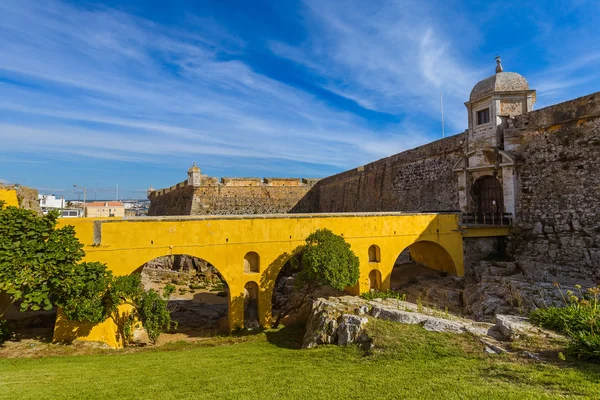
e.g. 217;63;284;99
495;56;503;73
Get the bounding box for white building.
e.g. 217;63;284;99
39;194;65;213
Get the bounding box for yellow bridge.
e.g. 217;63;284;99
55;212;469;346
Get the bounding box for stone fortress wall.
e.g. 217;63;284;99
145;67;599;321
291;133;466;213
506;93;600;285
148;173;319;216
147;62;600;316
297;92;600;299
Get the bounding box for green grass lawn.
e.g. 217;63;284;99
1;321;599;400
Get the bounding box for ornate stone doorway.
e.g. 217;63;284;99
473;176;503;215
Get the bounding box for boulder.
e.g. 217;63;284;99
337;314;369;345
495;314;537;341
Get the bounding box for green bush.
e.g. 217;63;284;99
361;290;406;301
0;205;174;345
272;228;360;328
189;284;204;290
530;284;600;362
296;228;360;291
137;289;175;343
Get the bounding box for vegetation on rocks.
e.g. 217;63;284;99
272;229;360;327
0;204;173;344
530;283;600;361
361;289;406;301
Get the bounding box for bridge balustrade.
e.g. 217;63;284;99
460;212;513;226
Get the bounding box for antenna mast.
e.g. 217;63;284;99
440;92;445;138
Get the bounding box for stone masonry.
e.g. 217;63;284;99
292;133;466;213
148;164;318;216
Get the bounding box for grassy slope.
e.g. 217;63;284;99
1;322;599;400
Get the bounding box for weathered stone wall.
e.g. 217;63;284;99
17;186;41;213
148;184;194;216
294;133;466;213
0;185;40;213
190;186;314;215
506;93;600;285
148;179;315;216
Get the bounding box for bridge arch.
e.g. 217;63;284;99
134;254;230;333
388;240;457;293
404;240;457;275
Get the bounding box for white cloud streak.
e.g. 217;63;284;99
0;0;434;175
269;0;484;131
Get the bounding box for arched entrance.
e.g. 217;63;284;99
391;241;457;288
390;241;462;311
271;253;302;325
244;281;259;329
473;175;503;216
369;269;381;291
137;254;229;336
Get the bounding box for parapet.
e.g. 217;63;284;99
148;167;321;200
263;178;302;186
220;178;262;187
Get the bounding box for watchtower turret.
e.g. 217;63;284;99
187;162;202;187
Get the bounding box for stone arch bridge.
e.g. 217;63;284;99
54;212;480;347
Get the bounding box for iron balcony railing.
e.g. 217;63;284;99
461;212;513;226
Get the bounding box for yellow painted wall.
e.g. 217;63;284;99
54;212;464;347
0;188;19;208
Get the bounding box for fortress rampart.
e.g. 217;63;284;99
296;92;600;287
148;175;318;216
292;133;466;213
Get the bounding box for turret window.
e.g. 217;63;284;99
476;108;490;125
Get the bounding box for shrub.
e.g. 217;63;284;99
137;289;175;344
0;206;174;345
361;290;406;301
189;284;204;290
272;228;360;327
110;274;176;345
530;284;600;362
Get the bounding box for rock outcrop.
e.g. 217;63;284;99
302;296;562;351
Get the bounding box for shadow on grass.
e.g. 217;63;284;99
265;324;305;350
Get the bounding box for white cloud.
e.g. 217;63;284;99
269;0;484;132
0;0;437;173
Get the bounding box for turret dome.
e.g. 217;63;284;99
469;72;530;102
188;162;201;174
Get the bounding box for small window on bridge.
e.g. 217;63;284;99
244;252;259;273
368;245;381;263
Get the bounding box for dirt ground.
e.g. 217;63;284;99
390;262;445;288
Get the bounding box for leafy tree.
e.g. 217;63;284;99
0;205;173;344
110;274;175;344
0;206;88;315
272;229;360;327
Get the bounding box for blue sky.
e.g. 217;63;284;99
1;0;599;200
